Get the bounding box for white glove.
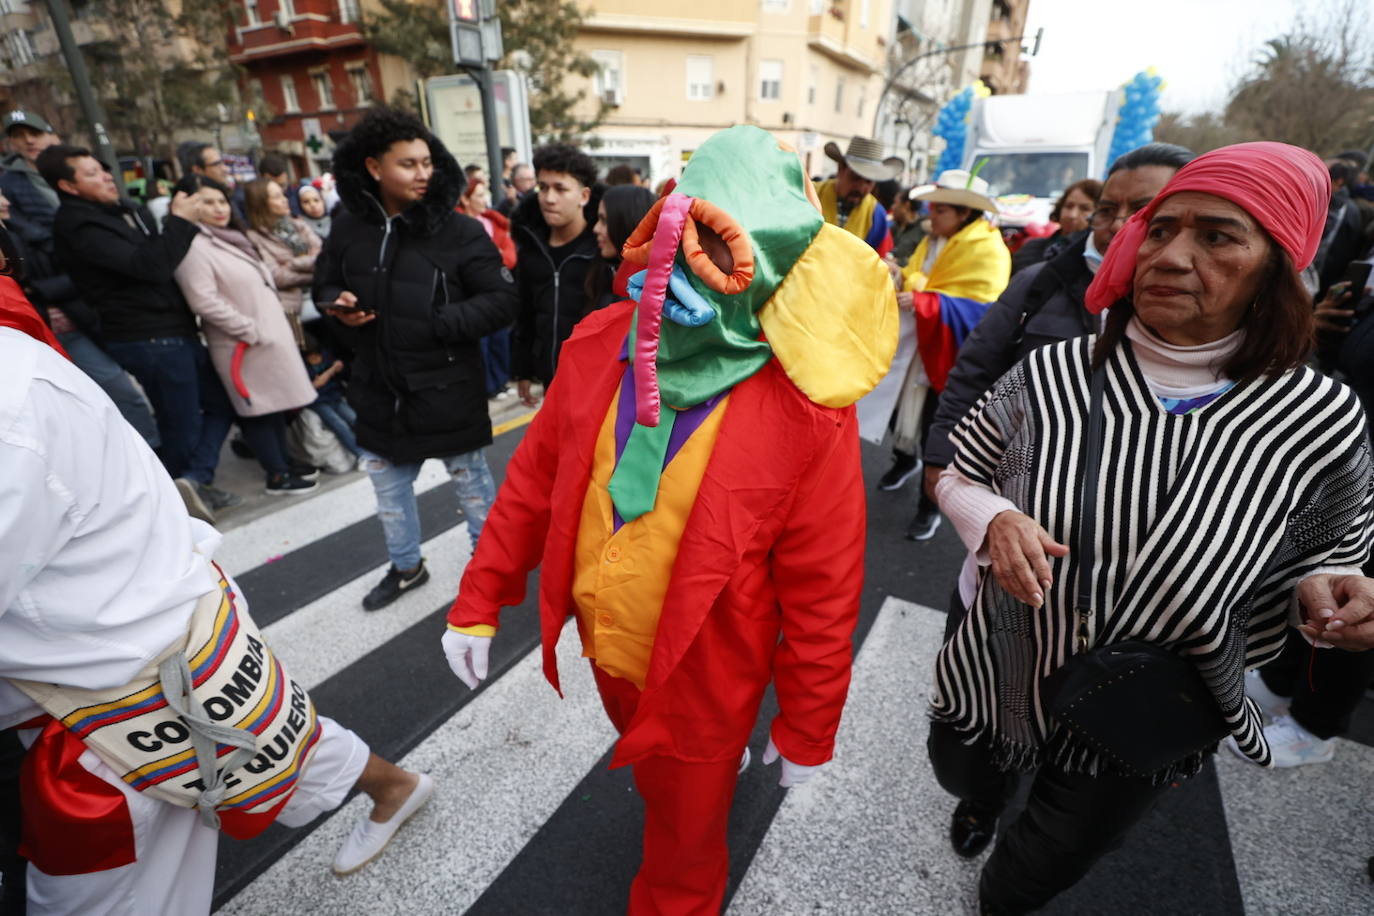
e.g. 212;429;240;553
442;630;491;689
762;737;823;788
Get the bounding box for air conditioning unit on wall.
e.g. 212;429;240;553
601;87;622;107
274;10;293;33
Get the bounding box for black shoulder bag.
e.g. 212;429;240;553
1040;363;1231;777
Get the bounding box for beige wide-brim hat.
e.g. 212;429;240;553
909;169;999;212
824;136;904;182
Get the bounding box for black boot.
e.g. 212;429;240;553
950;799;1000;858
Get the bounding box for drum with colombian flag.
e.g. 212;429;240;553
11;560;322;865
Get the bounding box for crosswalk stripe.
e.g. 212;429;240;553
258;522;473;691
1216;729;1374;913
215;625;617;915
216;463;453;577
729;598;980;914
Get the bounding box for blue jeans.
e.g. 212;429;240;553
104;336;234;484
359;448;495;568
309;398;359;456
57;329;160;448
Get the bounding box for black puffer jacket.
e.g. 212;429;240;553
924;231;1096;469
509;185;604;384
314;127;518;464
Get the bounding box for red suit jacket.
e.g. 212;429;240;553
448;301;866;768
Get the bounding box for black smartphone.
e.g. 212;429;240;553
1343;260;1373;296
326;300;369;313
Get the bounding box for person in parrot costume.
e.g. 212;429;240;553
440;125;897;913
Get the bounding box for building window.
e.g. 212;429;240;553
807;65;817;105
0;0;17;15
347;65;373;107
337;0;360;23
244;0;260;25
591;49;624;106
4;30;35;67
860;0;869;28
278;0;295;18
834;76;844;114
762;0;787;10
809;0;823;13
279;75;300;113
758;60;782;101
311;70;335;110
686;55;713;101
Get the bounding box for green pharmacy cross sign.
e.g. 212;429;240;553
305;134;324;155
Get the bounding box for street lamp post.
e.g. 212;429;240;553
872;28;1044;139
42;0;125;196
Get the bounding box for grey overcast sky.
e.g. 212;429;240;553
1021;0;1308;114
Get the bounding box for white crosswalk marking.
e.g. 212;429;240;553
730;598;981;915
216;626;615;916
257;523;471;691
1217;727;1374;913
216;463;453;576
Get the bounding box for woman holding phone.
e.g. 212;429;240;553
172;175;320;496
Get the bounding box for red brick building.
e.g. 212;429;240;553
228;0;417;176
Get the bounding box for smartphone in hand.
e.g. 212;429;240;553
327;300;370;314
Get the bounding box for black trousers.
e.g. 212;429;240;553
1258;626;1374;739
237;411;292;478
929;590;1173;913
893;389;941;514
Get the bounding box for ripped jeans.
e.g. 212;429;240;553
357;448;495;569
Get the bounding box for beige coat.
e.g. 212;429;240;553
174;230;317;417
247;219;321;343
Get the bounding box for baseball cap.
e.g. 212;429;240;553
3;109;54;135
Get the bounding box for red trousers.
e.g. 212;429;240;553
592;664;741;916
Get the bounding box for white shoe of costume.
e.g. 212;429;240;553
332;772;434;875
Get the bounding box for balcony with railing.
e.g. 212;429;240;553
229;0;366;63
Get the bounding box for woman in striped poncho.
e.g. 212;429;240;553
927;142;1374;915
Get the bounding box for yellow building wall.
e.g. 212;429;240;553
572;0;895;181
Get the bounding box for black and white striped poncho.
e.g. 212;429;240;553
931;336;1374;779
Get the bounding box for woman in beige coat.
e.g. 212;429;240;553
244;177;320;347
172;176;319;496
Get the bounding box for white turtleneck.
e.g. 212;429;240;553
937;318;1244;607
1123;315;1241;399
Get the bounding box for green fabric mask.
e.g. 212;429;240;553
631;126;825;411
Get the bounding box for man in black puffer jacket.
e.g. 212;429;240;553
314;107;518;611
509;144;604;406
919;143;1195;509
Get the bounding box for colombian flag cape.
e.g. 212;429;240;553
901;218;1010;391
817;179;893;257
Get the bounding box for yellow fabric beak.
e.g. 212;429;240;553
758;223;898;408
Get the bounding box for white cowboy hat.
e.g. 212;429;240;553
908;169;999;212
823;136;905;182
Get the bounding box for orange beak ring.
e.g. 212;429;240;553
622;198;754;296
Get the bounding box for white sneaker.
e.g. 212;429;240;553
1260;714;1336;768
332;773;434;875
1243;669;1291;719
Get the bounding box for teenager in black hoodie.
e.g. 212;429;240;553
510;144;604;407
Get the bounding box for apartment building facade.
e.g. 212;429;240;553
571;0;900;184
227;0;417;176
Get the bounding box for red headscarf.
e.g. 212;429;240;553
1084;141;1331;314
0;275;68;357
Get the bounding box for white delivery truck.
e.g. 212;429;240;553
961;90;1122;230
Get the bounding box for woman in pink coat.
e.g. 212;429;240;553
172;176;319;496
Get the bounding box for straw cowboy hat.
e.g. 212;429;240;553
824;136;904;182
908;169;999;212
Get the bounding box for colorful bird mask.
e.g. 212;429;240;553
620;125;897;427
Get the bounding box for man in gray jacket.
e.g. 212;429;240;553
918;144;1194;512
